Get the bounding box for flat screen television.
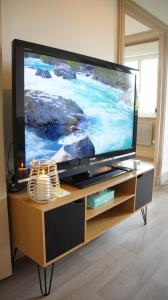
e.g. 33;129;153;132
12;39;138;188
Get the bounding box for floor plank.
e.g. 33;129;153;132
0;185;168;300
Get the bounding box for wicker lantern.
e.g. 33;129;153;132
27;159;60;202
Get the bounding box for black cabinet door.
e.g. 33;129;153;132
135;170;154;210
45;199;85;262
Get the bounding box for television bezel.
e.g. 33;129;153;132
12;39;138;185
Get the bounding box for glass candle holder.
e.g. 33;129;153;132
27;159;60;203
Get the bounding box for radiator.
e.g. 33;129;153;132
137;122;153;145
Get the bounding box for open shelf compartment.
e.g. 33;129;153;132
86;197;134;242
86;177;136;221
86;191;135;220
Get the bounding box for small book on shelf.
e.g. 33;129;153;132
87;190;114;208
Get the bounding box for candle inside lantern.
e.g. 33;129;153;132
18;162;26;172
36;169;52;201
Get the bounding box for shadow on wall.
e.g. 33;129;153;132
3;89;14;174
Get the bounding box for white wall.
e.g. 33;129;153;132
125;15;150;36
0;0;119;277
125;41;159;58
1;0;118;89
1;0;118;163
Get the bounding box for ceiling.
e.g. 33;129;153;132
133;0;168;25
125;15;150;35
125;0;168;36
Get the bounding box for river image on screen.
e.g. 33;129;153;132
24;52;135;167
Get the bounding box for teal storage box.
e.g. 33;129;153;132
87;190;114;208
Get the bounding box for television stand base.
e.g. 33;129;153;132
61;167;131;188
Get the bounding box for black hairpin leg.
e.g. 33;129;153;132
141;205;147;225
12;247;18;264
37;263;55;296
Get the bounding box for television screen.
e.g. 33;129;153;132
12;39;137;185
24;52;135;167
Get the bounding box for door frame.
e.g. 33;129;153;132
118;0;168;185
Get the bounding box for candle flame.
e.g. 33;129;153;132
21;162;24;168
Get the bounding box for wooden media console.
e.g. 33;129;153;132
8;160;154;296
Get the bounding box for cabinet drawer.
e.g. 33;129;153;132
45;199;85;262
135;170;154;210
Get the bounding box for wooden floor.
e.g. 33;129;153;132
1;185;168;300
